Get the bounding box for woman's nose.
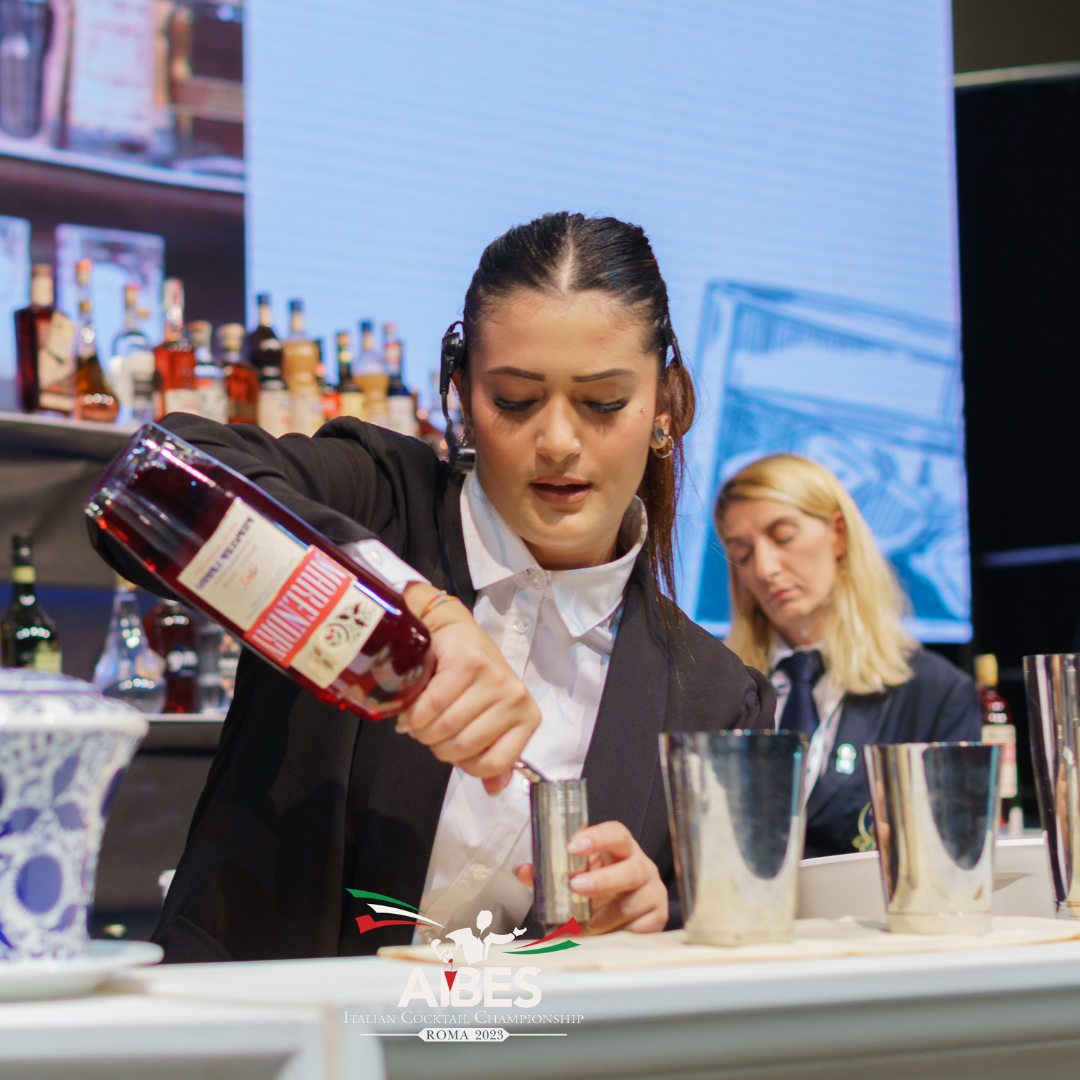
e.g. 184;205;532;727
536;400;580;464
752;541;782;581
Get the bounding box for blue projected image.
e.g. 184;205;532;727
689;284;970;642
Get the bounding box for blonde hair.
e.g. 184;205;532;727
714;454;915;696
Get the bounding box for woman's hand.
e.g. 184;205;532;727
397;583;540;794
515;821;669;934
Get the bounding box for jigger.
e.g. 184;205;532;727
865;742;999;934
530;779;590;930
660;730;808;946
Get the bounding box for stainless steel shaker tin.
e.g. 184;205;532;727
865;741;999;935
530;778;590;929
660;730;809;946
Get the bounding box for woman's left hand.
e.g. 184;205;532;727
514;820;668;934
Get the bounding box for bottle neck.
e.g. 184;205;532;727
30;275;53;309
258;304;273;328
77;300;96;359
12;564;36;604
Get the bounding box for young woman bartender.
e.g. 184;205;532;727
93;212;775;963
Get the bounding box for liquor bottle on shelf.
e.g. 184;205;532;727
353;320;389;426
247;293;282;374
190;320;228;424
91;576;166;713
317;343;340;421
13;263;76;417
218;323;259;424
72;260;119;423
976;653;1022;836
383;322;418;437
335;331;365;420
194;613;226;714
85;425;434;718
257;357;292;437
144;598;199;713
281;299;323;436
1;534;61;672
109;284;156;426
154;279;200;420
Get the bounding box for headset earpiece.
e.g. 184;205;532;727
660;312;684;370
440;321;474;471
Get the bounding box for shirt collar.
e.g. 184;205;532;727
461;471;647;639
768;631;825;674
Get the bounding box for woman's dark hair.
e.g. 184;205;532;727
461;212;696;602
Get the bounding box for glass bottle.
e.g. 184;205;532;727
190;320;228;424
217;629;242;709
218;323;259;424
976;653;1022;836
144;598;198;713
91;575;166;713
318;343;340;421
257;358;291;437
246;292;282;374
353;320;389;426
13;263;76;416
194;613;225;714
281;299;322;436
335;331;365;420
1;534;61;672
72;259;119;423
109;284;156;426
154;279;200;419
86;424;434;718
383;322;418;437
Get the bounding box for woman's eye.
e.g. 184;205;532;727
585;399;628;414
493;396;537;413
727;546;752;567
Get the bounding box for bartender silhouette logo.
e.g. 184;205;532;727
347;888;582;1009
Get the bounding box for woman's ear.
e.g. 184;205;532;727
452;369;471;427
650;406;671;448
831;510;848;561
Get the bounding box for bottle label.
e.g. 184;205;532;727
258;389;292;437
38;312;77;413
11;566;34;584
165;648;199;676
32;645;62;674
197;381;229;424
982;723;1018;799
177;499;384;689
128;349;156;406
164;388;203;416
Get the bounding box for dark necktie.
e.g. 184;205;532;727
775;650;824;736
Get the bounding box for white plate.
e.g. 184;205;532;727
0;940;163;1001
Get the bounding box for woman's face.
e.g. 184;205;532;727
463;289;669;570
718;498;847;646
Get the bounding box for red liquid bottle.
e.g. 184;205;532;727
144;599;199;713
85;425;433;719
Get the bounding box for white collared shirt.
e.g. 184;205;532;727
768;636;845;798
412;471;647;937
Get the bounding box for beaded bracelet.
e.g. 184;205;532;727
418;590;457;620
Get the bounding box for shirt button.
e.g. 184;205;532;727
512;616;530;633
526;569;544;589
470;864;490;881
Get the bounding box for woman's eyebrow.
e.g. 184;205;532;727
572;368;634;383
487;366;545;381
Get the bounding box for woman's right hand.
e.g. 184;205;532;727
396;583;540;794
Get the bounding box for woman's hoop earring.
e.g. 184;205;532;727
652;433;674;459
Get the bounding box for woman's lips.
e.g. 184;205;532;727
530;479;592;505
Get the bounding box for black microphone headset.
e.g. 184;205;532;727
439;312;684;473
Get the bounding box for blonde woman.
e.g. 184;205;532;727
714;453;980;857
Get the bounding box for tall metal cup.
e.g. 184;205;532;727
865;742;999;934
530;779;591;930
1024;654;1080;918
660;730;809;945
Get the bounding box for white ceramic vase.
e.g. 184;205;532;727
0;669;147;960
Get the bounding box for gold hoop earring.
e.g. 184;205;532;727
652;434;674;459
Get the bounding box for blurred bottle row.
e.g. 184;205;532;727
1;533;239;715
14;263;443;448
0;0;243;176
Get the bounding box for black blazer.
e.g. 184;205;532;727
90;415;776;963
803;649;982;859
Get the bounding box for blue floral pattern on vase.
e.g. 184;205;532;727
0;670;145;961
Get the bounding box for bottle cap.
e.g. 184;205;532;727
974;653;998;687
256;292;270;306
75;258;93;287
218;323;245;352
123;283;139;306
360;320;374;334
336;331;350;348
11;534;32;564
189;320;212;350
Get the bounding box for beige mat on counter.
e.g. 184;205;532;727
378;916;1080;971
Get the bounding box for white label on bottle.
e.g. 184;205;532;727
289;392;324;437
388;396;419;436
128;349;156;406
197;381;229;424
983;723;1018;799
258;389;292;438
38;312;77;412
164;388;203;416
178;499;306;631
